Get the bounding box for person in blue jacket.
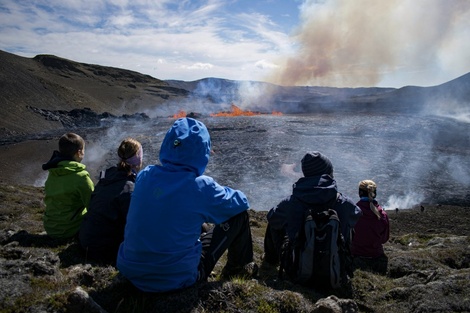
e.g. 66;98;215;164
117;117;256;293
263;151;362;265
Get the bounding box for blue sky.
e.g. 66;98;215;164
1;0;469;88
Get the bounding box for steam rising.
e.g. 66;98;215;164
385;192;425;211
268;0;470;87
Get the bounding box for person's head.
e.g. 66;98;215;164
301;151;334;177
118;138;143;173
59;133;85;162
359;180;377;199
159;117;211;176
358;179;381;219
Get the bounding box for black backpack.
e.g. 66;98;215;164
279;203;352;289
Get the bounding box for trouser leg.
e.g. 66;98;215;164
263;223;285;265
199;211;253;280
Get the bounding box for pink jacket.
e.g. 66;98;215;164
351;199;390;258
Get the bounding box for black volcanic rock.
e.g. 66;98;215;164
27;106;149;128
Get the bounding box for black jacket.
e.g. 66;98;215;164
79;166;136;263
267;174;362;246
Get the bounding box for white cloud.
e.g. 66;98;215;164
0;0;293;82
255;59;278;69
186;63;214;70
0;0;468;87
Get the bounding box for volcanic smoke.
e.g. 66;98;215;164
267;0;470;87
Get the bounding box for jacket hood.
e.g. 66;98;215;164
159;118;211;176
292;174;338;205
47;160;88;176
42;150;75;170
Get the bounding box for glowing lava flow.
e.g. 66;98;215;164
210;104;258;117
172;110;187;119
210;104;283;117
172;105;283;118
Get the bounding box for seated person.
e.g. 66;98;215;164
351;180;390;274
117;118;257;293
42;132;94;239
264;151;362;265
79;138;143;265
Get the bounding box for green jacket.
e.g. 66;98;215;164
44;160;94;239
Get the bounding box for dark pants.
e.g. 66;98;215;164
353;254;388;275
263;223;286;265
82;244;119;266
198;211;254;280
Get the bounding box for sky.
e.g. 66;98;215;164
1;0;469;88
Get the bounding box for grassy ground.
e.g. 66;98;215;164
0;183;469;313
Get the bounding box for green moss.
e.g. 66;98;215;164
394;233;434;246
257;299;278;313
47;292;69;311
276;291;304;313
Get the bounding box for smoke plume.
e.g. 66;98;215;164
268;0;470;87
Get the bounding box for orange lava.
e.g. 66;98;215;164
173;110;187;119
172;106;283;118
210;104;259;117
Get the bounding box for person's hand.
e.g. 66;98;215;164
121;181;135;194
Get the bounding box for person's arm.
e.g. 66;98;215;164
79;174;95;213
114;181;134;227
379;208;390;243
199;176;250;224
335;195;362;246
267;198;290;230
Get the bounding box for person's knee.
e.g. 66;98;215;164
223;210;250;228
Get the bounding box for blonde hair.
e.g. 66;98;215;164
359;180;381;219
117;138;142;174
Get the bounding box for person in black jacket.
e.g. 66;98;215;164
263;151;362;265
79;138;143;265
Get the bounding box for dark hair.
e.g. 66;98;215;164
117;138;142;174
59;133;85;158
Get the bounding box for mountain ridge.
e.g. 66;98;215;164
1;49;469;136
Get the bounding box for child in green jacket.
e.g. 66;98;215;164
42;133;94;239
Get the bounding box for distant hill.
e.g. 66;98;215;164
1;49;469;137
0;50;189;136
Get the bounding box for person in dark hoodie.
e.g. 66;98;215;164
42;132;94;239
263;151;362;266
79;138;143;265
117;117;256;293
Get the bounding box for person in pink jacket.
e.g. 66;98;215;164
351;180;390;274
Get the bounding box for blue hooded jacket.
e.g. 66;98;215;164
117;118;249;292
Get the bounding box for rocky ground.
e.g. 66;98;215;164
0;182;469;313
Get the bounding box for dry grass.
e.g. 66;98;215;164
0;184;469;313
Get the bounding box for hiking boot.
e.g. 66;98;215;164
261;252;279;266
220;262;259;279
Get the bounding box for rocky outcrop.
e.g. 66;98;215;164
0;184;469;313
27;106;149;128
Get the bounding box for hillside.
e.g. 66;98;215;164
2;50;469;138
0;50;189;136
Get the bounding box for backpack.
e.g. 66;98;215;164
279;204;352;289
